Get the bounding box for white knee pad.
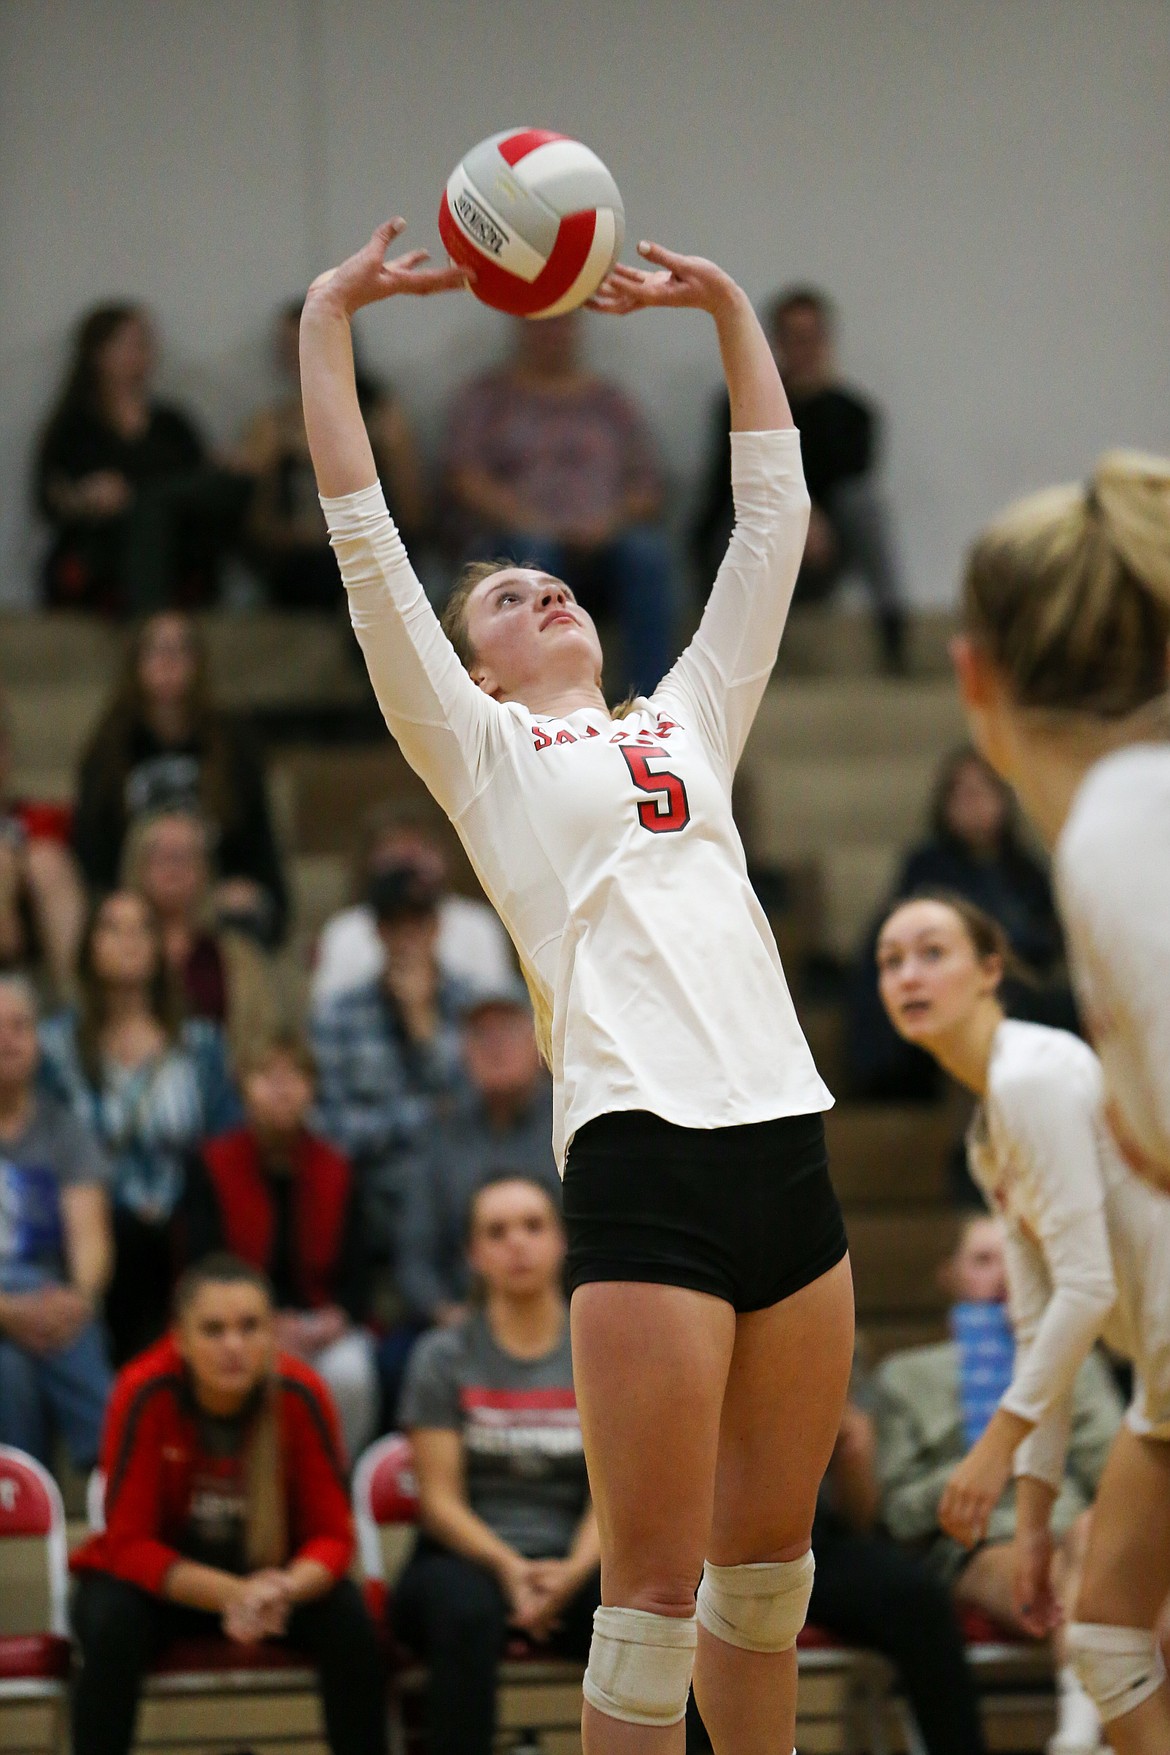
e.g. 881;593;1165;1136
582;1606;697;1727
696;1551;815;1653
1065;1622;1167;1724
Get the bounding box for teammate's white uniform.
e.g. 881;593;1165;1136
967;1017;1170;1490
323;429;831;1168
1055;743;1170;1183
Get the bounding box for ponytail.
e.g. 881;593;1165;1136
963;450;1170;719
243;1381;288;1570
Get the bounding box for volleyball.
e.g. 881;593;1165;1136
438;129;624;319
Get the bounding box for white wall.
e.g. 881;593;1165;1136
2;0;1168;606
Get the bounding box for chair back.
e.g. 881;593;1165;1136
0;1446;68;1635
352;1433;419;1583
86;1468;106;1533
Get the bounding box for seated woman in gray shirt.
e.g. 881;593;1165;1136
395;1173;600;1755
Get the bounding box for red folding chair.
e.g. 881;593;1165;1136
0;1446;71;1755
353;1432;419;1625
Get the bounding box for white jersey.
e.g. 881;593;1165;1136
967;1017;1170;1488
1055;743;1170;1185
312;895;515;1005
322;429;831;1168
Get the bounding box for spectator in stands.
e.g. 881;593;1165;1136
34;302;247;614
846;746;1070;1103
893;748;1063;973
240;298;427;610
311;863;469;1282
38;890;240;1365
876;1215;1118;1754
70;1253;386;1755
73;612;289;944
0;688;86;1003
441;311;674;695
0;974;113;1470
181;1034;377;1463
395;1173;599;1755
312;799;513;1006
691;285;906;670
398;977;557;1329
123;807;281;1068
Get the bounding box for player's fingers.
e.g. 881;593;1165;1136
390;249;431;271
405;265;472;296
637;239;687;270
373;217;407;253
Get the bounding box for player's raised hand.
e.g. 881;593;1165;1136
587;242;738;316
307;219;471;315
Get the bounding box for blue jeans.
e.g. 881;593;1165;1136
496;525;676;696
0;1263;113;1469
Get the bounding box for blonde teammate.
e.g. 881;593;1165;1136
951;454;1170;1190
299;220;853;1755
878;891;1170;1752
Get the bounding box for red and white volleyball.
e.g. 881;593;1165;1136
439;129;624;319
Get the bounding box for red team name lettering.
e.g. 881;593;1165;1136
530;716;691;832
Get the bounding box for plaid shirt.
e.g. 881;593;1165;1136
309;976;469;1258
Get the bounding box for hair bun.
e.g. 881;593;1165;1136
1090;450;1170;609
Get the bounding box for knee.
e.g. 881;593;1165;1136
607;1572;698;1620
1066;1622;1166;1725
0;1335;37;1384
328;1332;377;1392
74;1576;153;1663
24;837;79;898
696;1551;815;1654
295;1579;378;1656
414;1562;506;1650
585;1607;697;1728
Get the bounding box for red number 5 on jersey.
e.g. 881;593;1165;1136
620;747;691;834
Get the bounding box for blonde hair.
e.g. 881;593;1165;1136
962;450;1170;719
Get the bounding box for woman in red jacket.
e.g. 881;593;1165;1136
70;1253;386;1755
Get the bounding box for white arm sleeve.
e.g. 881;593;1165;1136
994;1059;1118;1489
321;483;507;818
655;428;810;774
1002;1217;1113;1488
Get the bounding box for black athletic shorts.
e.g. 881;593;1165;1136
562;1108;848;1313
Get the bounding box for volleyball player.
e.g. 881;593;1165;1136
300;219;852;1755
950;454;1170;1191
878;892;1170;1752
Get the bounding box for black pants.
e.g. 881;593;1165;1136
392;1541;600;1755
808;1518;988;1755
71;1571;387;1755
